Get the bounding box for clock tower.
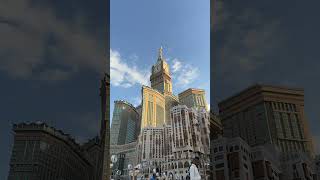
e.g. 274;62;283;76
150;47;172;94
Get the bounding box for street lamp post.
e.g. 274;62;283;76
111;155;118;180
128;164;133;180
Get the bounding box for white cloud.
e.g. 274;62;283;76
175;64;200;87
169;58;200;88
172;58;182;72
110;49;150;88
132;96;142;107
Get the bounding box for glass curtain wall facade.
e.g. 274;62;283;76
110;100;140;145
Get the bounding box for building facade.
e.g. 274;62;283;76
150;46;172;95
170;105;210;178
7;74;111;180
141;86;166;128
209;111;223;179
110;100;140;145
218;84;314;157
140;46;180;128
110;142;138;178
179;88;208;111
136;105;210;178
212;137;255;180
82;136;103;180
108;47;210;179
280;152;316;180
314;155;320;180
212;136;284;180
100;73;111;180
8;122;93;180
251;144;282;180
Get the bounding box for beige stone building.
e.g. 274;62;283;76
132;47;210;178
179;88;208;111
170;105;210;178
142;47;179;127
218;84;315;157
211;136;283;180
141;86;167;128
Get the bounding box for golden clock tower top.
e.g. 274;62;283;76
150;47;172;94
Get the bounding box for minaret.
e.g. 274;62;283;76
150;47;172;94
99;73;110;180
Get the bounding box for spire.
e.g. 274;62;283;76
158;46;163;61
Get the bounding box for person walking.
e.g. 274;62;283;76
189;157;201;180
169;173;174;180
150;173;156;180
174;172;180;180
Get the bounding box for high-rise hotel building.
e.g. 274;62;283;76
137;105;210;177
145;46;179;126
218;84;314;157
110;100;140;145
109;100;140;177
110;47;210;178
137;48;210;178
170;105;210;175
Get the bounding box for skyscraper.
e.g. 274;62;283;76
100;73;111;180
218;84;314;157
141;47;179;128
150;46;172;94
110;100;140;145
110;47;210;178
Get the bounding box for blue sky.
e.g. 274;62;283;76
110;0;210;123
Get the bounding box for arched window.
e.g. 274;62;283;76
184;161;190;168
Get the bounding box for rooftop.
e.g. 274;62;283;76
13;122;83;153
178;88;206;96
219;84;304;106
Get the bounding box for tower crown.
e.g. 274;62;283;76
150;46;172;94
157;46;164;61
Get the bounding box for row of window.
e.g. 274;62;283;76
271;101;297;112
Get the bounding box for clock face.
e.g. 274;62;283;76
154;65;161;73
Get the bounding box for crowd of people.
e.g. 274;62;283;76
139;157;202;180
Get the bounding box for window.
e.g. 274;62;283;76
230;146;233;152
243;155;247;161
215;155;224;161
219;146;223;151
234;170;239;177
215;163;224;168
